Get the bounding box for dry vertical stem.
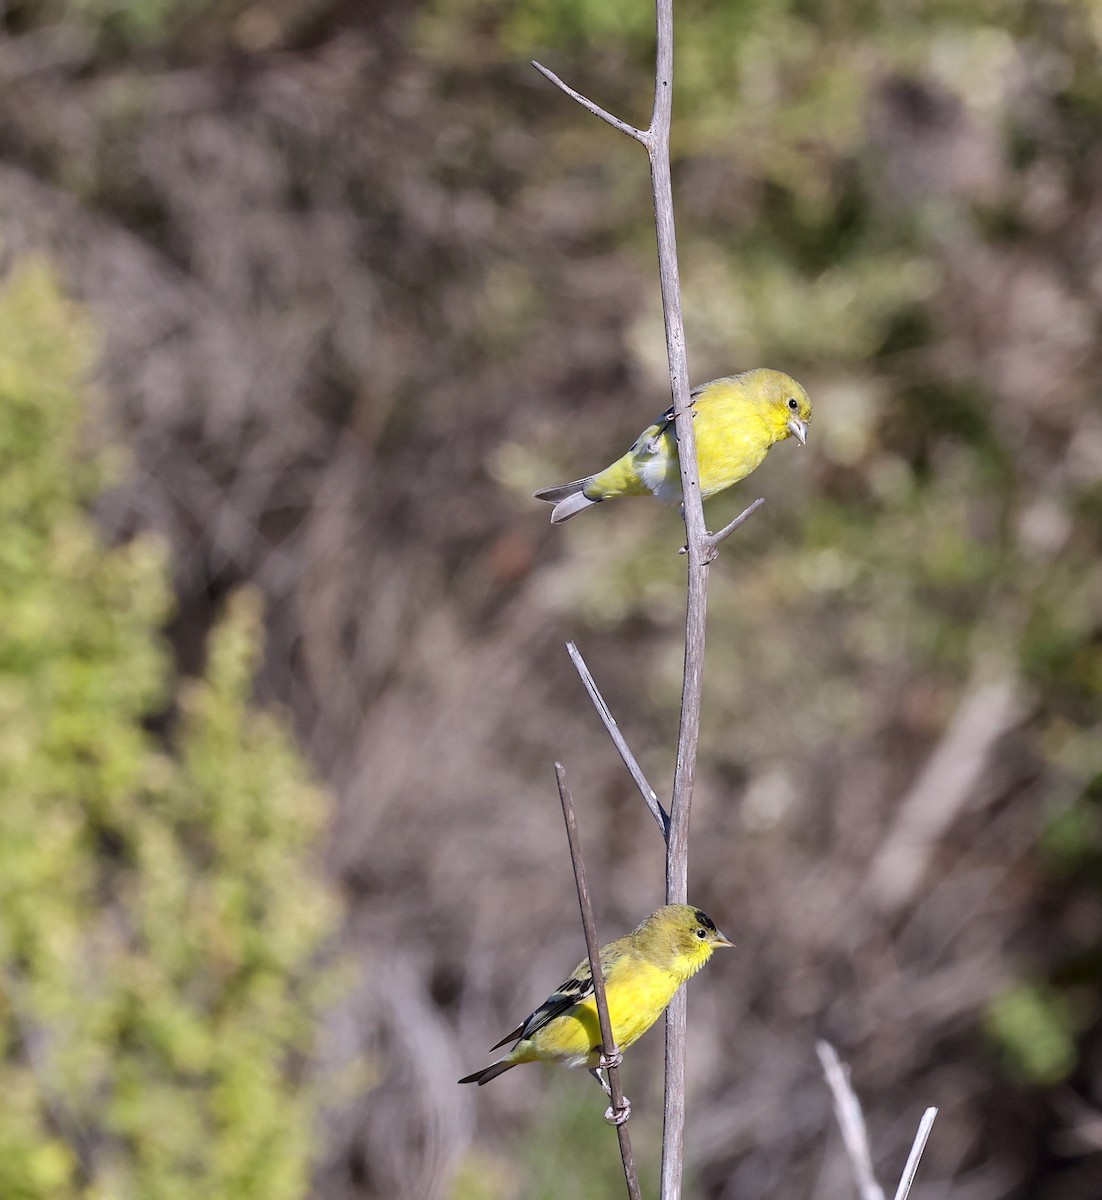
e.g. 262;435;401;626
535;2;762;1195
554;763;642;1200
645;5;708;1195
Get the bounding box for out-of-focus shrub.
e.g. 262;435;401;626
0;259;338;1200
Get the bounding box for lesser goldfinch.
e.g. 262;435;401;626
534;368;811;523
458;904;732;1096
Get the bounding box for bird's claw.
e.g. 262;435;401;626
604;1098;632;1126
599;1048;623;1071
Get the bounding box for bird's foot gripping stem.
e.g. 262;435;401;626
590;1054;630;1124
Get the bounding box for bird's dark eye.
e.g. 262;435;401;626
787;397;799;410
695;927;707;939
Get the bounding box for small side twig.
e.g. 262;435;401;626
817;1041;938;1200
530;61;647;143
555;763;642;1200
566;641;669;838
678;497;766;560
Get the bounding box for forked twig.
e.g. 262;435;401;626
817;1040;938;1200
566;641;669;838
555;764;642;1200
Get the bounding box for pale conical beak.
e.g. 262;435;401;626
787;418;808;445
713;931;735;948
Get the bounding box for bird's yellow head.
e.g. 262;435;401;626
741;368;812;447
632;903;733;982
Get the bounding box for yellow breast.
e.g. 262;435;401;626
603;957;682;1051
692;388;777;497
518;957;683;1068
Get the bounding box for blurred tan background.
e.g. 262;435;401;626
1;0;1101;1197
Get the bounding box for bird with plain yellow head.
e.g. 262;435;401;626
535;368;812;522
458;904;732;1108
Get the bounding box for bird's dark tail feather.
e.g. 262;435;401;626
458;1060;518;1086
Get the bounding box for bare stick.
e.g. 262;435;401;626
554;764;642;1200
530;61;647;143
892;1108;938;1200
818;1041;938;1200
704;497;766;561
644;5;708;1196
817;1041;886;1200
566;641;669;838
534;3;724;1194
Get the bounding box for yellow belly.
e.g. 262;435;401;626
516;960;681;1069
694;402;772;496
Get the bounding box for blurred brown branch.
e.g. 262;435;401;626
555;763;642;1200
868;667;1026;913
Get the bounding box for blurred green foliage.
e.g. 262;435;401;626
516;1081;659;1200
984;983;1078;1086
450;1077;660;1200
0;260;338;1199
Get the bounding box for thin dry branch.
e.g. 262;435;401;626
554;764;642;1200
704;496;766;560
678;497;765;560
645;6;709;1196
893;1108;938;1200
817;1040;938;1200
533;3;737;1195
529;61;647;143
817;1041;886;1200
566;640;669;837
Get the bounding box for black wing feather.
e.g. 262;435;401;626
488;958;597;1050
